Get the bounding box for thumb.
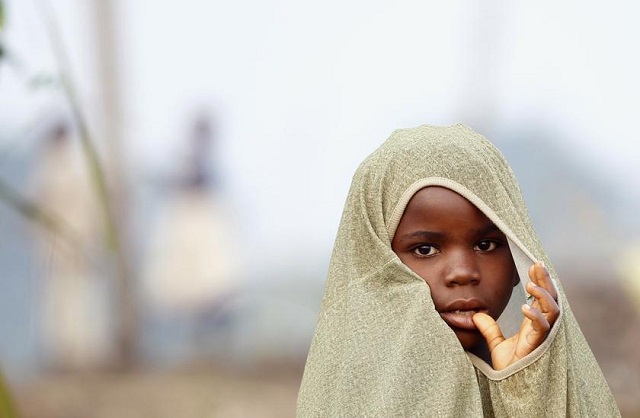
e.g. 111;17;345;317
472;312;505;352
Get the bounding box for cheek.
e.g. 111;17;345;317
409;268;442;303
398;256;438;288
490;251;515;276
409;265;433;286
487;258;517;299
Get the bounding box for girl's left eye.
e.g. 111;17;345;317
475;240;498;252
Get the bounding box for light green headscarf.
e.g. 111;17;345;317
297;124;619;417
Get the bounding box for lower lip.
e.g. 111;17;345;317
440;311;483;330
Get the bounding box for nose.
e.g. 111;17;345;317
443;251;481;286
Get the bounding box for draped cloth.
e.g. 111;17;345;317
297;125;619;417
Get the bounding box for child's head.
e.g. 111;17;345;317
391;186;518;352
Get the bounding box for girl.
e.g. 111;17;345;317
297;124;619;416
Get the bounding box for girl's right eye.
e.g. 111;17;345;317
412;244;439;257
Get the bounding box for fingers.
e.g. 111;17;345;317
472;312;505;352
521;304;550;333
513;304;551;360
527;262;560;323
520;261;561;352
528;262;557;301
526;280;560;323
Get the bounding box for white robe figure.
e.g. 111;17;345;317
142;115;236;360
32;122;111;370
144;189;235;313
619;245;640;313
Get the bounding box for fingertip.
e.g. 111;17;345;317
529;262;542;281
521;303;537;319
538;261;550;278
529;261;550;287
521;304;549;330
472;312;495;329
472;311;487;323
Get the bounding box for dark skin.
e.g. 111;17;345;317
391;187;559;370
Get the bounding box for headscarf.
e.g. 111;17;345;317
297;124;619;417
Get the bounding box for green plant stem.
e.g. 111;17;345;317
38;0;137;368
0;178;98;266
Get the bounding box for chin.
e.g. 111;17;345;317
454;329;484;351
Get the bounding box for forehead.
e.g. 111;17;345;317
394;186;496;236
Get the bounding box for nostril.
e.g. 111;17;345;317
445;269;481;286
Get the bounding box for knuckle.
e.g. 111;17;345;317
538;320;550;332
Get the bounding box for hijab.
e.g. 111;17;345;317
297;124;619;417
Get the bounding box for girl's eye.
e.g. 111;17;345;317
412;245;439;257
475;240;498;252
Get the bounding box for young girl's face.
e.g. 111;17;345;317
391;186;517;351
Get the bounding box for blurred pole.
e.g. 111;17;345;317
91;0;138;369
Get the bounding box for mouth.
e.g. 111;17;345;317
438;300;488;330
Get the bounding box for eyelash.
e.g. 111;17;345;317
410;240;501;257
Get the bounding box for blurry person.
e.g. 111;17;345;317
142;113;236;362
297;124;619;416
31;120;111;371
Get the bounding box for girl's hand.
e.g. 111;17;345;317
472;262;560;370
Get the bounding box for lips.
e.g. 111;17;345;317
438;299;488;330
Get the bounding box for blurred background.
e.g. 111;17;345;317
0;1;639;417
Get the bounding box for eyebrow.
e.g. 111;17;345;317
396;230;448;243
395;223;502;243
473;222;501;237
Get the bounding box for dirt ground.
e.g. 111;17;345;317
562;279;640;417
10;278;640;417
13;367;301;418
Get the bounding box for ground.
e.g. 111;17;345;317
10;275;640;417
13;367;300;418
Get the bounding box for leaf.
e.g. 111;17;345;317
0;368;19;418
0;177;83;251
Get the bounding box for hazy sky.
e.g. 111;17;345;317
1;0;639;276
